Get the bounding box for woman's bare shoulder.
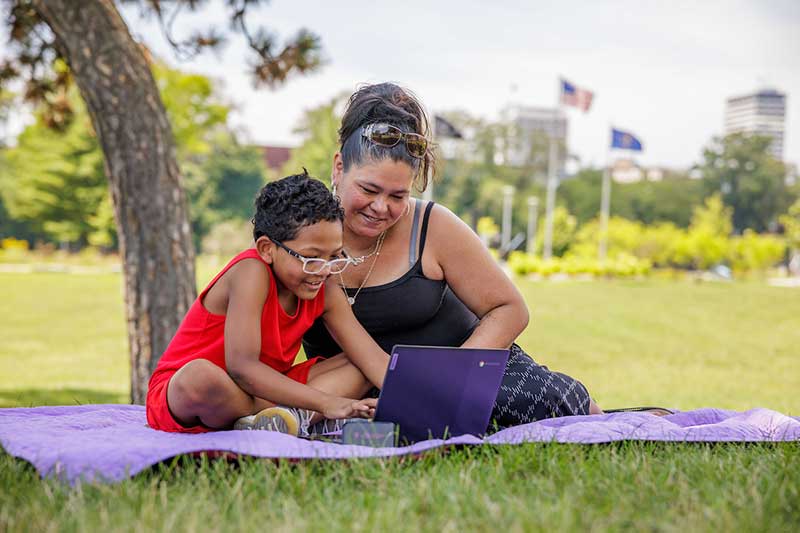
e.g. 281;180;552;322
424;201;479;243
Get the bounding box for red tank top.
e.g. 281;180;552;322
149;249;326;385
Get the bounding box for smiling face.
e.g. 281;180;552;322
332;155;415;239
257;219;345;300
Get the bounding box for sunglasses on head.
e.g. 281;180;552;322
362;123;428;159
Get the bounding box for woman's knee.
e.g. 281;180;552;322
547;374;592;416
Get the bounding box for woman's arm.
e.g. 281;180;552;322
320;280;391;388
223;259;368;417
425;204;530;349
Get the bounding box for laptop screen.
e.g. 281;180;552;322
373;345;509;444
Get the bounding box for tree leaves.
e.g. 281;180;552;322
698;133;789;233
1;0;324;129
0;64;262;248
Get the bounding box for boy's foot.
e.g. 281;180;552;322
253;407;300;435
233;406;313;436
233;414;257;431
307;417;347;437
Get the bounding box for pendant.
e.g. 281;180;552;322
347;297;356;306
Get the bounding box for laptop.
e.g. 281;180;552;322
369;344;509;445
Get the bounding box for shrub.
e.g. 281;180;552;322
477;216;499;240
779;198;800;251
570;217;649;261
639;223;684;267
508;196;783;275
507;250;651;278
727;231;786;272
1;237;29;251
682;229;729;269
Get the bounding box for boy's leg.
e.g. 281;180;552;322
167;359;268;429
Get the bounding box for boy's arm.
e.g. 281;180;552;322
223;259;366;416
321;279;390;388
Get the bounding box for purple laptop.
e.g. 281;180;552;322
373;345;510;444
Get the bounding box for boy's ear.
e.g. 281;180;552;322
255;236;275;264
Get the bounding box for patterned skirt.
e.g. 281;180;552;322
490;344;591;429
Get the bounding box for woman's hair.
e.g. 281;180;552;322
338;82;436;191
252;169;344;242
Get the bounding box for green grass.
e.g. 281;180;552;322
516;279;800;414
2;443;798;531
0;273;129;407
2;270;799;531
2;272;797;414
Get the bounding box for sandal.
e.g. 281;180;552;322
604;406;675;417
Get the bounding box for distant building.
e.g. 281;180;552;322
610;158;675;184
502;105;568;172
610;158;642;183
258;145;293;172
724;88;786;160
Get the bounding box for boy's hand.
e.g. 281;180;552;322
321;396;378;420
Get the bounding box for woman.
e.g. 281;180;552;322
303;82;601;428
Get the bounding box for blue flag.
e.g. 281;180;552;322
611;128;643;151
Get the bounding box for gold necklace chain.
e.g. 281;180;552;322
339;230;386;306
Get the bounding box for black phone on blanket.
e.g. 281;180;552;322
341;420;397;447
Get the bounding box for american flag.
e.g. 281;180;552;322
560;78;594;112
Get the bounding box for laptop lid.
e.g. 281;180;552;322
373;345;509;444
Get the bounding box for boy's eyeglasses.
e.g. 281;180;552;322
362;123;428;159
272;240;353;274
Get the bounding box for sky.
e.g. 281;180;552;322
5;0;800;170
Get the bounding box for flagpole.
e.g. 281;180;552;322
599;126;612;261
542;78;561;260
526;196;539;255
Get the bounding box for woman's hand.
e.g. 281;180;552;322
320;396;377;420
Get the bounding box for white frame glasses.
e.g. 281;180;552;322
272;239;353;274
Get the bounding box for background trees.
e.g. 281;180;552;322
1;64;266;250
1;89;106;246
0;0;323;403
698;133;790;233
279;93;345;183
434;111;796;253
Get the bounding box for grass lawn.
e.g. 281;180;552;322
1;270;799;531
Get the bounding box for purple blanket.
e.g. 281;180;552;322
1;404;798;484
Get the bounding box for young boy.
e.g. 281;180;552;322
146;171;389;436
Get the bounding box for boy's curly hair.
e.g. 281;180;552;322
252;170;343;242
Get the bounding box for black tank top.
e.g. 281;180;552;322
302;202;480;356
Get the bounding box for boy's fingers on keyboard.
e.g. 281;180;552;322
361;398;378;408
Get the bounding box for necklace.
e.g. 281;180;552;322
347;230;387;265
339;231;386;305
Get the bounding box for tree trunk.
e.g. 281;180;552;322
33;0;197;404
